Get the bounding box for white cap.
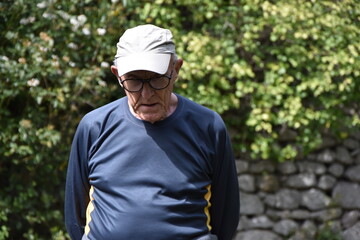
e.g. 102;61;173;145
114;24;176;76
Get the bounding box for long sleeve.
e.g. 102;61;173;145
210;115;239;240
65;118;94;240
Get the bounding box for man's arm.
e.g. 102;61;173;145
65;120;92;240
210;115;239;240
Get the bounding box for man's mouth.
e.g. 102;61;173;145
141;103;157;107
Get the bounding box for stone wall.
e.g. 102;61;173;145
234;131;360;240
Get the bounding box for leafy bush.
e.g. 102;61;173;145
131;0;360;160
1;0;126;238
0;0;359;238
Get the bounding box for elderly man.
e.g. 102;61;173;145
65;24;239;240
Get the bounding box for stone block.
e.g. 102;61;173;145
342;222;360;240
342;210;359;229
336;146;353;165
248;215;274;229
286;173;316;189
317;149;335;163
301;188;331;210
351;149;360;157
311;208;342;222
301;220;317;238
318;136;337;149
238;216;250;231
236;160;249;174
297;161;326;175
344;138;360;150
273;219;299;237
349;130;360;140
328;163;344;177
257;174;279;193
345;165;360;182
235;230;281;240
332;182;360;209
277;161;297;174
266;209;291;220
238;174;256;192
240;192;264;215
265;189;300;210
250;160;275;173
290;210;311;220
318;175;337;190
356;152;360;164
287;232;310;240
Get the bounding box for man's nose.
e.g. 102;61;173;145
141;82;154;99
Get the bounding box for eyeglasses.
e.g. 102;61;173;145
120;71;173;92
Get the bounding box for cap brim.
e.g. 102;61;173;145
115;53;171;76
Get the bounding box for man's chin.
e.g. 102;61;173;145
134;105;167;123
137;112;166;123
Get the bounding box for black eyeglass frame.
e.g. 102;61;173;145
120;71;173;93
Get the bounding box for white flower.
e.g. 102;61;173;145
101;61;109;68
98;80;107;87
77;14;87;24
29;16;36;23
58;10;70;20
0;56;9;61
39;46;48;52
82;28;91;36
70;17;79;26
42;13;56;19
97;28;106;36
20;16;36;24
51;55;59;67
69;61;76;67
37;2;47;8
27;78;40;87
20;18;27;24
52;61;59;67
70;15;87;31
67;42;78;49
111;0;119;3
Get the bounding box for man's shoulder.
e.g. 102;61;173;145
178;95;225;127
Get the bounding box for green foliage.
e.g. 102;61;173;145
315;224;342;240
235;0;360;160
0;0;359;238
0;0;126;238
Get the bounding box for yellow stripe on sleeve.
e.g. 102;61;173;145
204;184;212;231
85;185;95;236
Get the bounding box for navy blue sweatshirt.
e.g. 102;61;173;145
65;95;239;240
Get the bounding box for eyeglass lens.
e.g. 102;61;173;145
122;72;172;92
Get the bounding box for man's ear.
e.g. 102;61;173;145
174;59;183;74
111;65;119;78
111;65;123;86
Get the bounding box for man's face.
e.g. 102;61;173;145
111;59;182;123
